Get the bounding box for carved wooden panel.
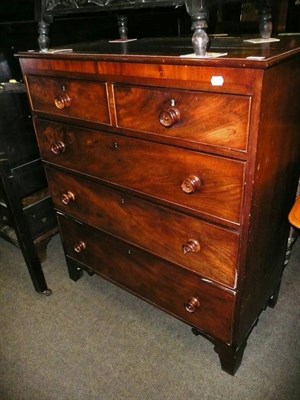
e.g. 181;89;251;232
44;0;184;14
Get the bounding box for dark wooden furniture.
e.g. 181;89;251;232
0;82;57;295
0;5;60;294
18;35;300;374
36;0;185;51
36;0;275;54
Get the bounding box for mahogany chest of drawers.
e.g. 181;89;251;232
18;36;300;374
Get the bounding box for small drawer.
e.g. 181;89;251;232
58;215;235;344
35;119;245;225
26;75;110;125
46;167;239;288
114;84;250;151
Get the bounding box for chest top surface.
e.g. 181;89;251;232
18;35;300;68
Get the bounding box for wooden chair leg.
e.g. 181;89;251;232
0;157;51;295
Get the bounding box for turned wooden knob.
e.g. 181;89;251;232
61;191;75;205
50;141;65;155
184;297;200;313
74;241;86;253
159;107;180;128
54;93;71;109
182;239;201;255
181;175;202;194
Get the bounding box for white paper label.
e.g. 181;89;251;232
211;76;224;86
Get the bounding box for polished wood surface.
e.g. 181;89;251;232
18;36;300;68
234;56;300;341
18;35;300;375
34;119;245;225
27;75;110;125
58;214;235;344
114;84;250;151
46;167;239;288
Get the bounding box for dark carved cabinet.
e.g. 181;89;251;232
35;0;279;53
0;6;60;294
18;35;300;374
0;83;57;294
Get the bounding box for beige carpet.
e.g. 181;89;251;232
0;234;299;400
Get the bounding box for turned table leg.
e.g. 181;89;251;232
38;20;51;52
185;0;209;56
117;15;128;41
257;0;273;39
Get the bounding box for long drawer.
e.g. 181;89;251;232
46;167;239;288
26;75;110;125
114;84;250;152
58;214;235;344
35;119;245;225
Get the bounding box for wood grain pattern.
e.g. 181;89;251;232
114;84;250;152
19;56;256;95
46;167;240;288
35;119;245;225
27;75;110;125
58;214;235;344
233;56;300;344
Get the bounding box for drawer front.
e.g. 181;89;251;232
27;75;110;125
114;84;250;151
58;215;235;344
35;119;245;225
47;167;239;288
24;196;57;239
